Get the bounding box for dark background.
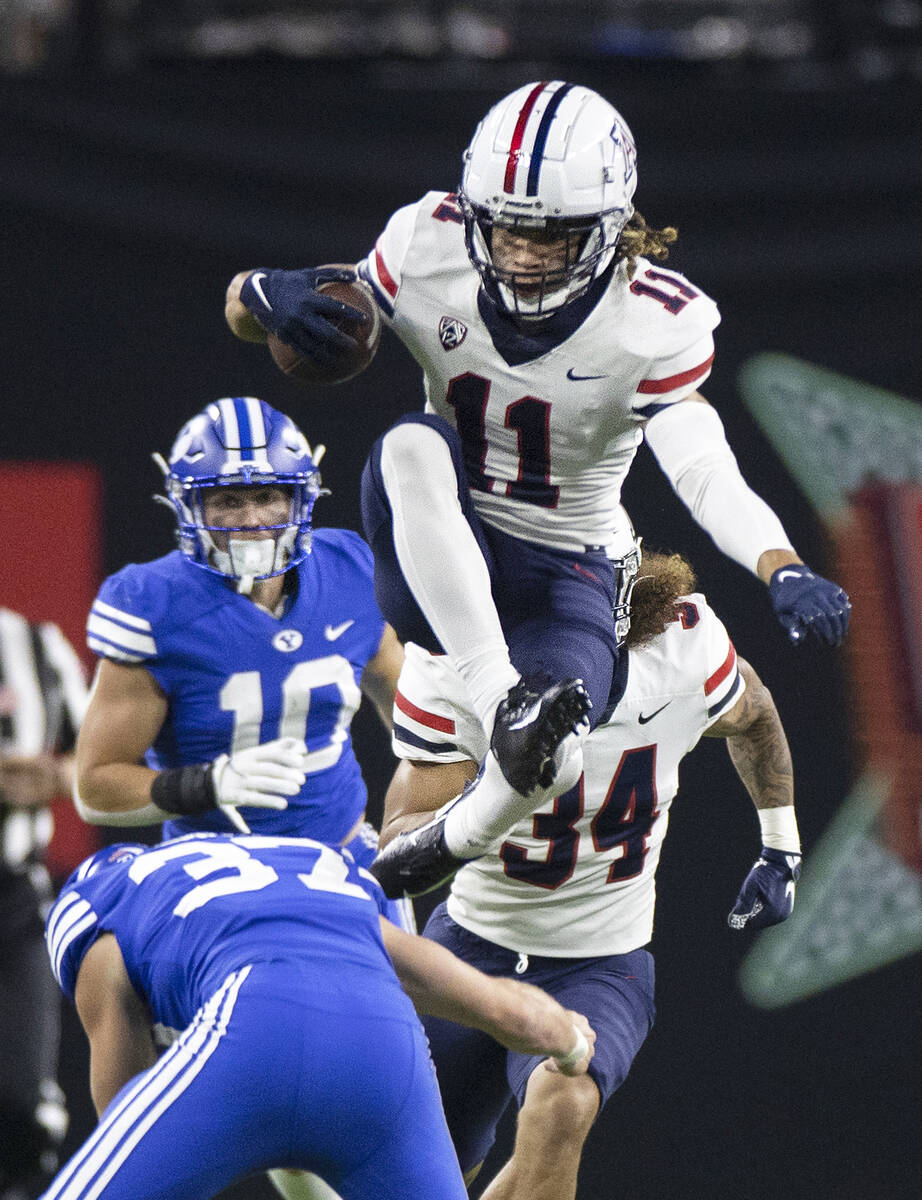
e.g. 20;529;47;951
2;8;921;1197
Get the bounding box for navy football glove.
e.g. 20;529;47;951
239;266;368;365
768;564;851;646
728;846;801;931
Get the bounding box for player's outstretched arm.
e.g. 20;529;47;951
75;659;306;827
705;656;802;930
73;933;157;1115
380;918;594;1075
644;394;850;646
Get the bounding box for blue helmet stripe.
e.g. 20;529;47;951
233;396;253;451
526;82;574;196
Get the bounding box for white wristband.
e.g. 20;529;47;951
554;1027;589;1071
758;806;801;854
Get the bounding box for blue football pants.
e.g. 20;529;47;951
42;962;466;1200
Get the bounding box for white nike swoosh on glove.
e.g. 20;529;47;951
250;272;272;311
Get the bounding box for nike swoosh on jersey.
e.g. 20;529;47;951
324;620;355;641
566;368;607;381
638;701;672;725
250;272;272;311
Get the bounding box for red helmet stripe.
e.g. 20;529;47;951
503;81;547;193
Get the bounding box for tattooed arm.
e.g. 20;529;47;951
707;656;802;930
704;657;794;812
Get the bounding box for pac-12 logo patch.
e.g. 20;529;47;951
273;629;303;652
439;316;468;351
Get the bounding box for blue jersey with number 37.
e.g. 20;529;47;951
86;530;385;844
45;835;402;1032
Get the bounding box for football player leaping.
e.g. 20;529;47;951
371;544;801;1200
225;81;848;891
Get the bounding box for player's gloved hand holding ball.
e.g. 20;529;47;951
240;266;367;365
728;846;802;931
768;564;851;647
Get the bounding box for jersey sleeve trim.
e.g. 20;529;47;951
637;352;715;398
638;355;715;422
705;643;736;695
45;889;99;996
392;687;460;755
393;722;460;756
358;242;397;318
395;688;456;734
705;642;743;719
87;599;157;662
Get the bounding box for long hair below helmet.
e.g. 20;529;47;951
158;397;322;587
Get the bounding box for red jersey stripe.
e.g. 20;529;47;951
374;243;398;298
705;643;737;696
504;81;547;193
395;689;456;733
637;353;715;395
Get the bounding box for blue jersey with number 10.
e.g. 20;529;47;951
86;530;385;845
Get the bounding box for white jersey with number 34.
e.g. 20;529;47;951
392;594;744;956
359;192;720;552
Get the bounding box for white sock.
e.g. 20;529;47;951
443;733;587;857
380;424;519;728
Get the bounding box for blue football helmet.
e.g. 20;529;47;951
158;397;322;587
64;842;149;889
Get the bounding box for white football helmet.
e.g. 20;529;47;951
459;80;637;320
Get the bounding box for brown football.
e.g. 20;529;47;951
267;268;381;386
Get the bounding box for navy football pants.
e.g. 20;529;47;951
360;412;623;723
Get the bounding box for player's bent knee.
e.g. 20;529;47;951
520;1065;601;1140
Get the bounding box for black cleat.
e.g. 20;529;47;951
490;675;591;795
369;814;469;898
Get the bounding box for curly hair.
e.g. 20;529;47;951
615;210;678;280
625;551;697;649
